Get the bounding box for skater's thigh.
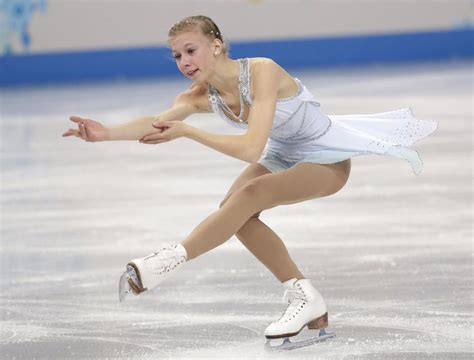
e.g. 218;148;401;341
251;159;351;207
220;163;271;208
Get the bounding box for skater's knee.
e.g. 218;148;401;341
229;180;272;208
237;180;261;198
219;183;267;209
221;194;261;219
220;180;272;217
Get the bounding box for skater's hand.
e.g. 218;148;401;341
140;120;190;144
62;116;110;142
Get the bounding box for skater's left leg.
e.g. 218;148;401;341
181;160;351;260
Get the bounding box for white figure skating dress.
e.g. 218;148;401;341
208;58;438;175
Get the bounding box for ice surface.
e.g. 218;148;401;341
0;60;472;359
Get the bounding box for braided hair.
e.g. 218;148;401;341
168;15;228;55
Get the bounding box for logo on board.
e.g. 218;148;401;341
0;0;47;55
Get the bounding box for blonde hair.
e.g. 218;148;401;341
168;15;228;55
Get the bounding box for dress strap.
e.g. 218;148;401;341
239;58;251;106
207;84;221;113
207;59;250;126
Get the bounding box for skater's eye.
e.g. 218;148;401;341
187;48;196;55
173;53;181;60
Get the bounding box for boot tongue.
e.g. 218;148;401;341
282;278;298;290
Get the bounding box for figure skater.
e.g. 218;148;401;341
62;15;437;349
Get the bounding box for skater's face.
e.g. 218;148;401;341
170;31;219;84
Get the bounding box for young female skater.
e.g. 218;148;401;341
63;15;437;347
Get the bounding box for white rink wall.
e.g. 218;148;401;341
3;0;472;53
0;0;472;86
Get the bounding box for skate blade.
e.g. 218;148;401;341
119;264;145;302
118;270;133;302
265;329;336;351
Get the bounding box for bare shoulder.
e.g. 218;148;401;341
247;57;294;99
174;83;211;113
247;58;282;87
248;57;281;74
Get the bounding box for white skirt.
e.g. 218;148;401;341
259;108;438;175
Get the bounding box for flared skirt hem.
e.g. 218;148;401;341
259;108;438;175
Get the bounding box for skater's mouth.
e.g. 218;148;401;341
186;69;199;77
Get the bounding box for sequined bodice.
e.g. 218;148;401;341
208;58;332;146
208;58;251;125
206;58;437;175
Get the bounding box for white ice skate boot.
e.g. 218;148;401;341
119;244;187;302
264;278;335;350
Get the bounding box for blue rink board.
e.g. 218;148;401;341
0;28;472;87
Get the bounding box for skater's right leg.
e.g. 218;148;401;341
219;164;332;343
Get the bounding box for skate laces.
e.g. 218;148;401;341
277;289;308;323
143;245;186;275
283;289;307;303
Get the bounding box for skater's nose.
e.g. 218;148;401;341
178;53;193;68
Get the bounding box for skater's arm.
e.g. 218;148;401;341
183;128;259;163
108;101;197;141
63;85;208;142
152;60;278;163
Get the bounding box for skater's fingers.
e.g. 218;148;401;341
69;115;85;123
152;120;172;129
79;123;89;141
65;129;82;138
76;130;84;139
63;129;83;138
62;129;76;137
141;131;165;142
140;139;169;145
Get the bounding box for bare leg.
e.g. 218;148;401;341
181;160;351;262
236;216;305;282
218;164;305;282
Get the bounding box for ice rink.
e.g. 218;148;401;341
1;60;472;359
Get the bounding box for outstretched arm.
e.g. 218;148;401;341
62;90;201;142
108;102;197;141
